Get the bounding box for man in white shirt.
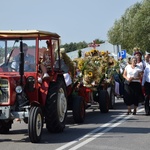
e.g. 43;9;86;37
142;63;150;92
143;54;150;69
11;43;35;72
142;63;150;114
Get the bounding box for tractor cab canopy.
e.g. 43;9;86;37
0;30;61;73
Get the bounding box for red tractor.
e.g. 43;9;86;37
0;30;70;143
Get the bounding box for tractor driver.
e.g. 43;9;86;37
11;43;35;72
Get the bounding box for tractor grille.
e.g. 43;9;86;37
0;79;9;103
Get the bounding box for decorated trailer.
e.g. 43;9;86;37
66;47;120;123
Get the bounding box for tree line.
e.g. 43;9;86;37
60;39;105;53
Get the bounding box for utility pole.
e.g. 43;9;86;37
122;17;124;49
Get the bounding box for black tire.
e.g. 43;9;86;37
107;85;115;109
45;78;67;133
72;95;85;123
0;120;12;134
28;106;43;143
99;90;109;113
145;95;150;115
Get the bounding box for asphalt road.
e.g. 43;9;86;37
0;98;150;150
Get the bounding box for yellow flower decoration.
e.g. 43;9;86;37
78;59;84;70
100;51;105;56
89;49;99;56
88;71;93;77
85;51;91;57
73;48;119;88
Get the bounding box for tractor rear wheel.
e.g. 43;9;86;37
45;78;67;133
28;106;43;143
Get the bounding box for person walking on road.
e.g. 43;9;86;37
142;59;150;114
123;56;144;115
143;53;150;69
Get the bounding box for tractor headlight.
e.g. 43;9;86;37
15;86;23;93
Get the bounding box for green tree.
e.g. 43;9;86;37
94;39;105;44
107;0;150;54
61;39;104;53
61;41;88;53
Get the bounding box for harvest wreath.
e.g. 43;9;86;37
73;49;119;89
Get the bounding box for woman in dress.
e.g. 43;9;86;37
123;56;144;115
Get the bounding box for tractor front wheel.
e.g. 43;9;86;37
28;106;43;143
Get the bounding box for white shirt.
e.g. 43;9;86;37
142;63;150;86
63;73;72;86
136;61;144;71
125;64;142;82
143;60;150;69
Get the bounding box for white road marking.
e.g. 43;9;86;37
56;107;144;150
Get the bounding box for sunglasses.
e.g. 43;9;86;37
132;60;137;62
23;48;28;51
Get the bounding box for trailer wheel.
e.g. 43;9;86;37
145;95;150;115
72;95;85;123
99;90;109;113
0;120;12;134
107;85;115;109
45;78;67;133
28;106;43;143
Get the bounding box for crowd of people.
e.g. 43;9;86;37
116;47;150;115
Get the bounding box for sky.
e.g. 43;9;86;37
0;0;142;44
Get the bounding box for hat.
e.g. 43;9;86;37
60;48;65;53
133;47;140;51
134;51;142;56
